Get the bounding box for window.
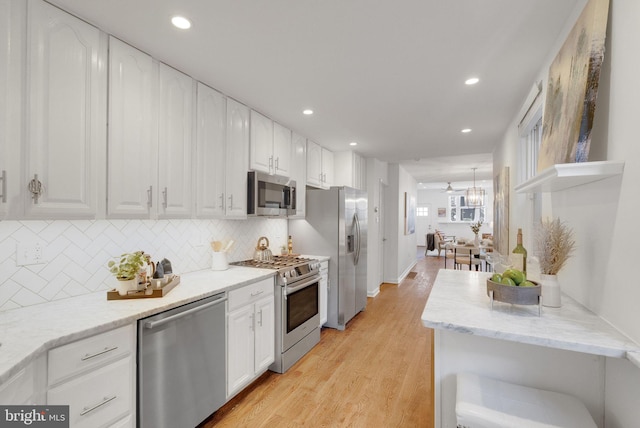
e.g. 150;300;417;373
416;206;429;217
448;195;485;223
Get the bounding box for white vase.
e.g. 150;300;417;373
115;278;137;296
540;274;561;307
474;234;479;247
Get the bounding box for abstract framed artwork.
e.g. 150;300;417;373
537;0;609;171
493;167;509;255
404;192;416;235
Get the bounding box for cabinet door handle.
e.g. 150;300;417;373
147;185;153;208
0;170;6;203
258;309;263;327
79;395;117;416
269;156;274;174
162;187;168;209
81;345;119;361
250;313;255;331
250;290;264;297
28;174;43;204
228;194;233;210
275;157;279;171
219;193;225;210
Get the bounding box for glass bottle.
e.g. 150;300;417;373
512;228;528;273
288;235;293;255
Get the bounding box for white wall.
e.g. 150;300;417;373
383;164;417;283
493;0;640;425
417;186;494;250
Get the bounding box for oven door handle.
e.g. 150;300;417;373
285;276;319;297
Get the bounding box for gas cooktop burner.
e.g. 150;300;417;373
231;256;317;270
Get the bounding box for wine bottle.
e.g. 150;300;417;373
288;235;293;255
512;228;527;273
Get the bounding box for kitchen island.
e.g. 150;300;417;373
421;269;640;428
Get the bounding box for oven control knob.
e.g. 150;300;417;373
289;269;298;278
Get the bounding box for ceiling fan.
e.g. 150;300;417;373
441;182;464;193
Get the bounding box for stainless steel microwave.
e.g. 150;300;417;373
247;171;296;217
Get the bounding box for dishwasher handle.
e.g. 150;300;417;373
144;294;227;330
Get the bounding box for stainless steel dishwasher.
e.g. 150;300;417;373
137;292;227;428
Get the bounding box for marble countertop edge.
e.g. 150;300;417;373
0;267;276;384
421;269;640;362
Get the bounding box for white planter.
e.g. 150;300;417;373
540;274;561;307
115;278;137;296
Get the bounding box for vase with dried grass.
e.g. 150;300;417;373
534;218;576;307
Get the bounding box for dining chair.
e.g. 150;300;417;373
454;246;483;271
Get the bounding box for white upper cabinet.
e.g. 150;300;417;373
333;150;366;190
250;110;291;178
157;63;194;219
0;0;24;219
107;37;158;218
24;0;107;219
289;132;306;218
225;98;250;218
196;82;226;218
250;110;274;174
307;140;333;189
272;122;292;177
306;140;322;187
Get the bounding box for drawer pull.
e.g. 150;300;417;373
250;290;264;297
81;346;118;361
80;395;116;416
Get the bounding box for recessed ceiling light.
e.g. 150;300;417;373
303;109;313;115
465;77;479;85
461;128;472;133
171;16;192;29
349;142;358;146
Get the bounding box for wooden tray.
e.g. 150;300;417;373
107;275;180;300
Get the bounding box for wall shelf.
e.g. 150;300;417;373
514;160;625;193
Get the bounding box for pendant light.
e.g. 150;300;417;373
445;182;454;193
466;168;485;207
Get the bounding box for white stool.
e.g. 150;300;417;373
455;373;597;428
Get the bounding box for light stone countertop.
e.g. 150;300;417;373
0;266;275;384
421;269;640;364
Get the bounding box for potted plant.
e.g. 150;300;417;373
534;218;576;307
108;251;147;295
470;220;482;246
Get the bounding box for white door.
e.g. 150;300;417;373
416;203;431;246
225;98;249;218
107;37;157;218
195;82;226;218
157;63;193;218
272;122;291;177
227;305;254;397
379;182;386;287
25;0;107;219
249;110;273;174
254;296;275;374
0;0;24;219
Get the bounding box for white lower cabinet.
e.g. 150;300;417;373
46;324;135;428
319;260;329;326
227;278;275;398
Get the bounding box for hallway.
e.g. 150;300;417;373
203;252;441;427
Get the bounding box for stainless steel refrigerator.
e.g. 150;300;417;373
289;186;367;330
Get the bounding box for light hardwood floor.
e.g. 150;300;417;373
201;251;441;428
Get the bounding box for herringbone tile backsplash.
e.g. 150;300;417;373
0;218;287;311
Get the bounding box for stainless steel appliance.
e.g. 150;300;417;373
231;256;321;373
247;170;296;217
289;186;367;330
137;292;227;428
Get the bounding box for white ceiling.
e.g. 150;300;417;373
49;0;580;185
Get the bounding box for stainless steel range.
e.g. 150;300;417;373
231;256;321;373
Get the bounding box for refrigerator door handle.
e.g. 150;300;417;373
353;212;361;265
